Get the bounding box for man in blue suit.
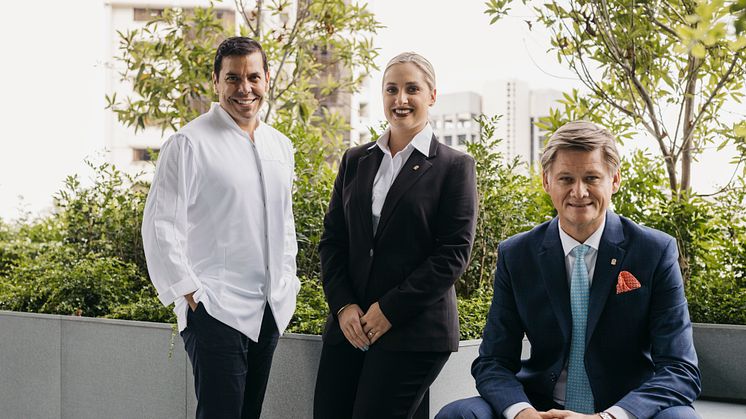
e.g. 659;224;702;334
437;121;701;419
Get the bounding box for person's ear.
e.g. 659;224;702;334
611;169;621;193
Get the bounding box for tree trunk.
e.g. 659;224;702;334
680;55;699;197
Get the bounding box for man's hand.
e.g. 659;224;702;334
185;292;197;311
338;304;371;350
360;302;392;345
539;410;600;419
516;407;543;419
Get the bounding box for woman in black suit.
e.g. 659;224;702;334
313;52;478;419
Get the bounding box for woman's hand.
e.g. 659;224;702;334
338;304;371;350
361;302;392;344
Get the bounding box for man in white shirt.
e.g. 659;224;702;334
437;121;700;419
142;37;299;419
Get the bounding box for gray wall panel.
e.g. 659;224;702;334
261;334;322;419
59;318;186;419
429;340;481;415
0;312;61;419
693;323;746;401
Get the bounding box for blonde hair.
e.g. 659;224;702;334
541;120;620;173
383;52;436;90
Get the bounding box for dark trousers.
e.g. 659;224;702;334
313;340;450;419
182;303;279;419
435;396;702;419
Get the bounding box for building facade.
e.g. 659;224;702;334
429;82;561;167
429;91;482;151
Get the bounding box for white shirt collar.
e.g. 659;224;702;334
369;123;433;157
558;216;606;257
211;102;263;135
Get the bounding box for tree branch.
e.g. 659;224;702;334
690;56;741;140
267;0;309;106
235;0;257;36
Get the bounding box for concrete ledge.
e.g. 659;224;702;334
2;311;743;419
0;311;479;418
692;323;746;402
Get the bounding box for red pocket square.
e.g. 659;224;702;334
617;271;641;294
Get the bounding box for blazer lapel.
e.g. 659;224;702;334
586;211;626;345
355;146;384;241
373;136;437;238
538;218;572;341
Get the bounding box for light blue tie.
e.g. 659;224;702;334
565;244;595;413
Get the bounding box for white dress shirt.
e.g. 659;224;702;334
505;218;633;419
142;103;299;342
370;124;433;232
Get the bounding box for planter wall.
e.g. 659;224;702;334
3;311;739;419
0;310;485;419
692;323;746;402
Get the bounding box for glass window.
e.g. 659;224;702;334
132;148;160;162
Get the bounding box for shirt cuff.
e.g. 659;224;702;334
606;406;635;419
504;402;534;419
157;276;200;306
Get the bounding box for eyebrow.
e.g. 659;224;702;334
384;81;422;86
555;169;603;176
224;71;261;77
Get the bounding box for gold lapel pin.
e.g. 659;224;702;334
413;165;420;171
611;258;617;266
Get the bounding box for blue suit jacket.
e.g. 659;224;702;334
472;212;701;418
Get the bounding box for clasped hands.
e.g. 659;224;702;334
338;302;391;350
518;407;603;419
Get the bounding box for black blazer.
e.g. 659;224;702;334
319;136;477;352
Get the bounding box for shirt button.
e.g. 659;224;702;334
369;248;374;257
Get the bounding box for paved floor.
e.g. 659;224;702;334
693;399;746;418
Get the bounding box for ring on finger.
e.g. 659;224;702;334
367;331;375;337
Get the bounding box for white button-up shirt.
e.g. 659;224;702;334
142;103;299;342
370;124;433;233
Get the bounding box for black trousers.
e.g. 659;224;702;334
182;303;279;419
313;340;450;419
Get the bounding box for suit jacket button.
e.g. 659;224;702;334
550;373;557;382
369;248;374;257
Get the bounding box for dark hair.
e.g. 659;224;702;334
213;37;268;77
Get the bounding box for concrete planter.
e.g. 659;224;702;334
4;311;739;419
692;323;746;403
0;310;482;419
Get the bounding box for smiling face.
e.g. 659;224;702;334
382;62;436;137
543;148;621;242
212;52;269;134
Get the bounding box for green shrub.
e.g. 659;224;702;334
107;289;176;323
0;244;145;317
55;161;149;279
458;289;493;340
287;275;328;335
2;115;745;333
460;115;551;298
687;273;746;324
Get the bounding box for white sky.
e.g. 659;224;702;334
0;0;740;220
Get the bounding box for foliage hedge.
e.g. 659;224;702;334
0;117;744;340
